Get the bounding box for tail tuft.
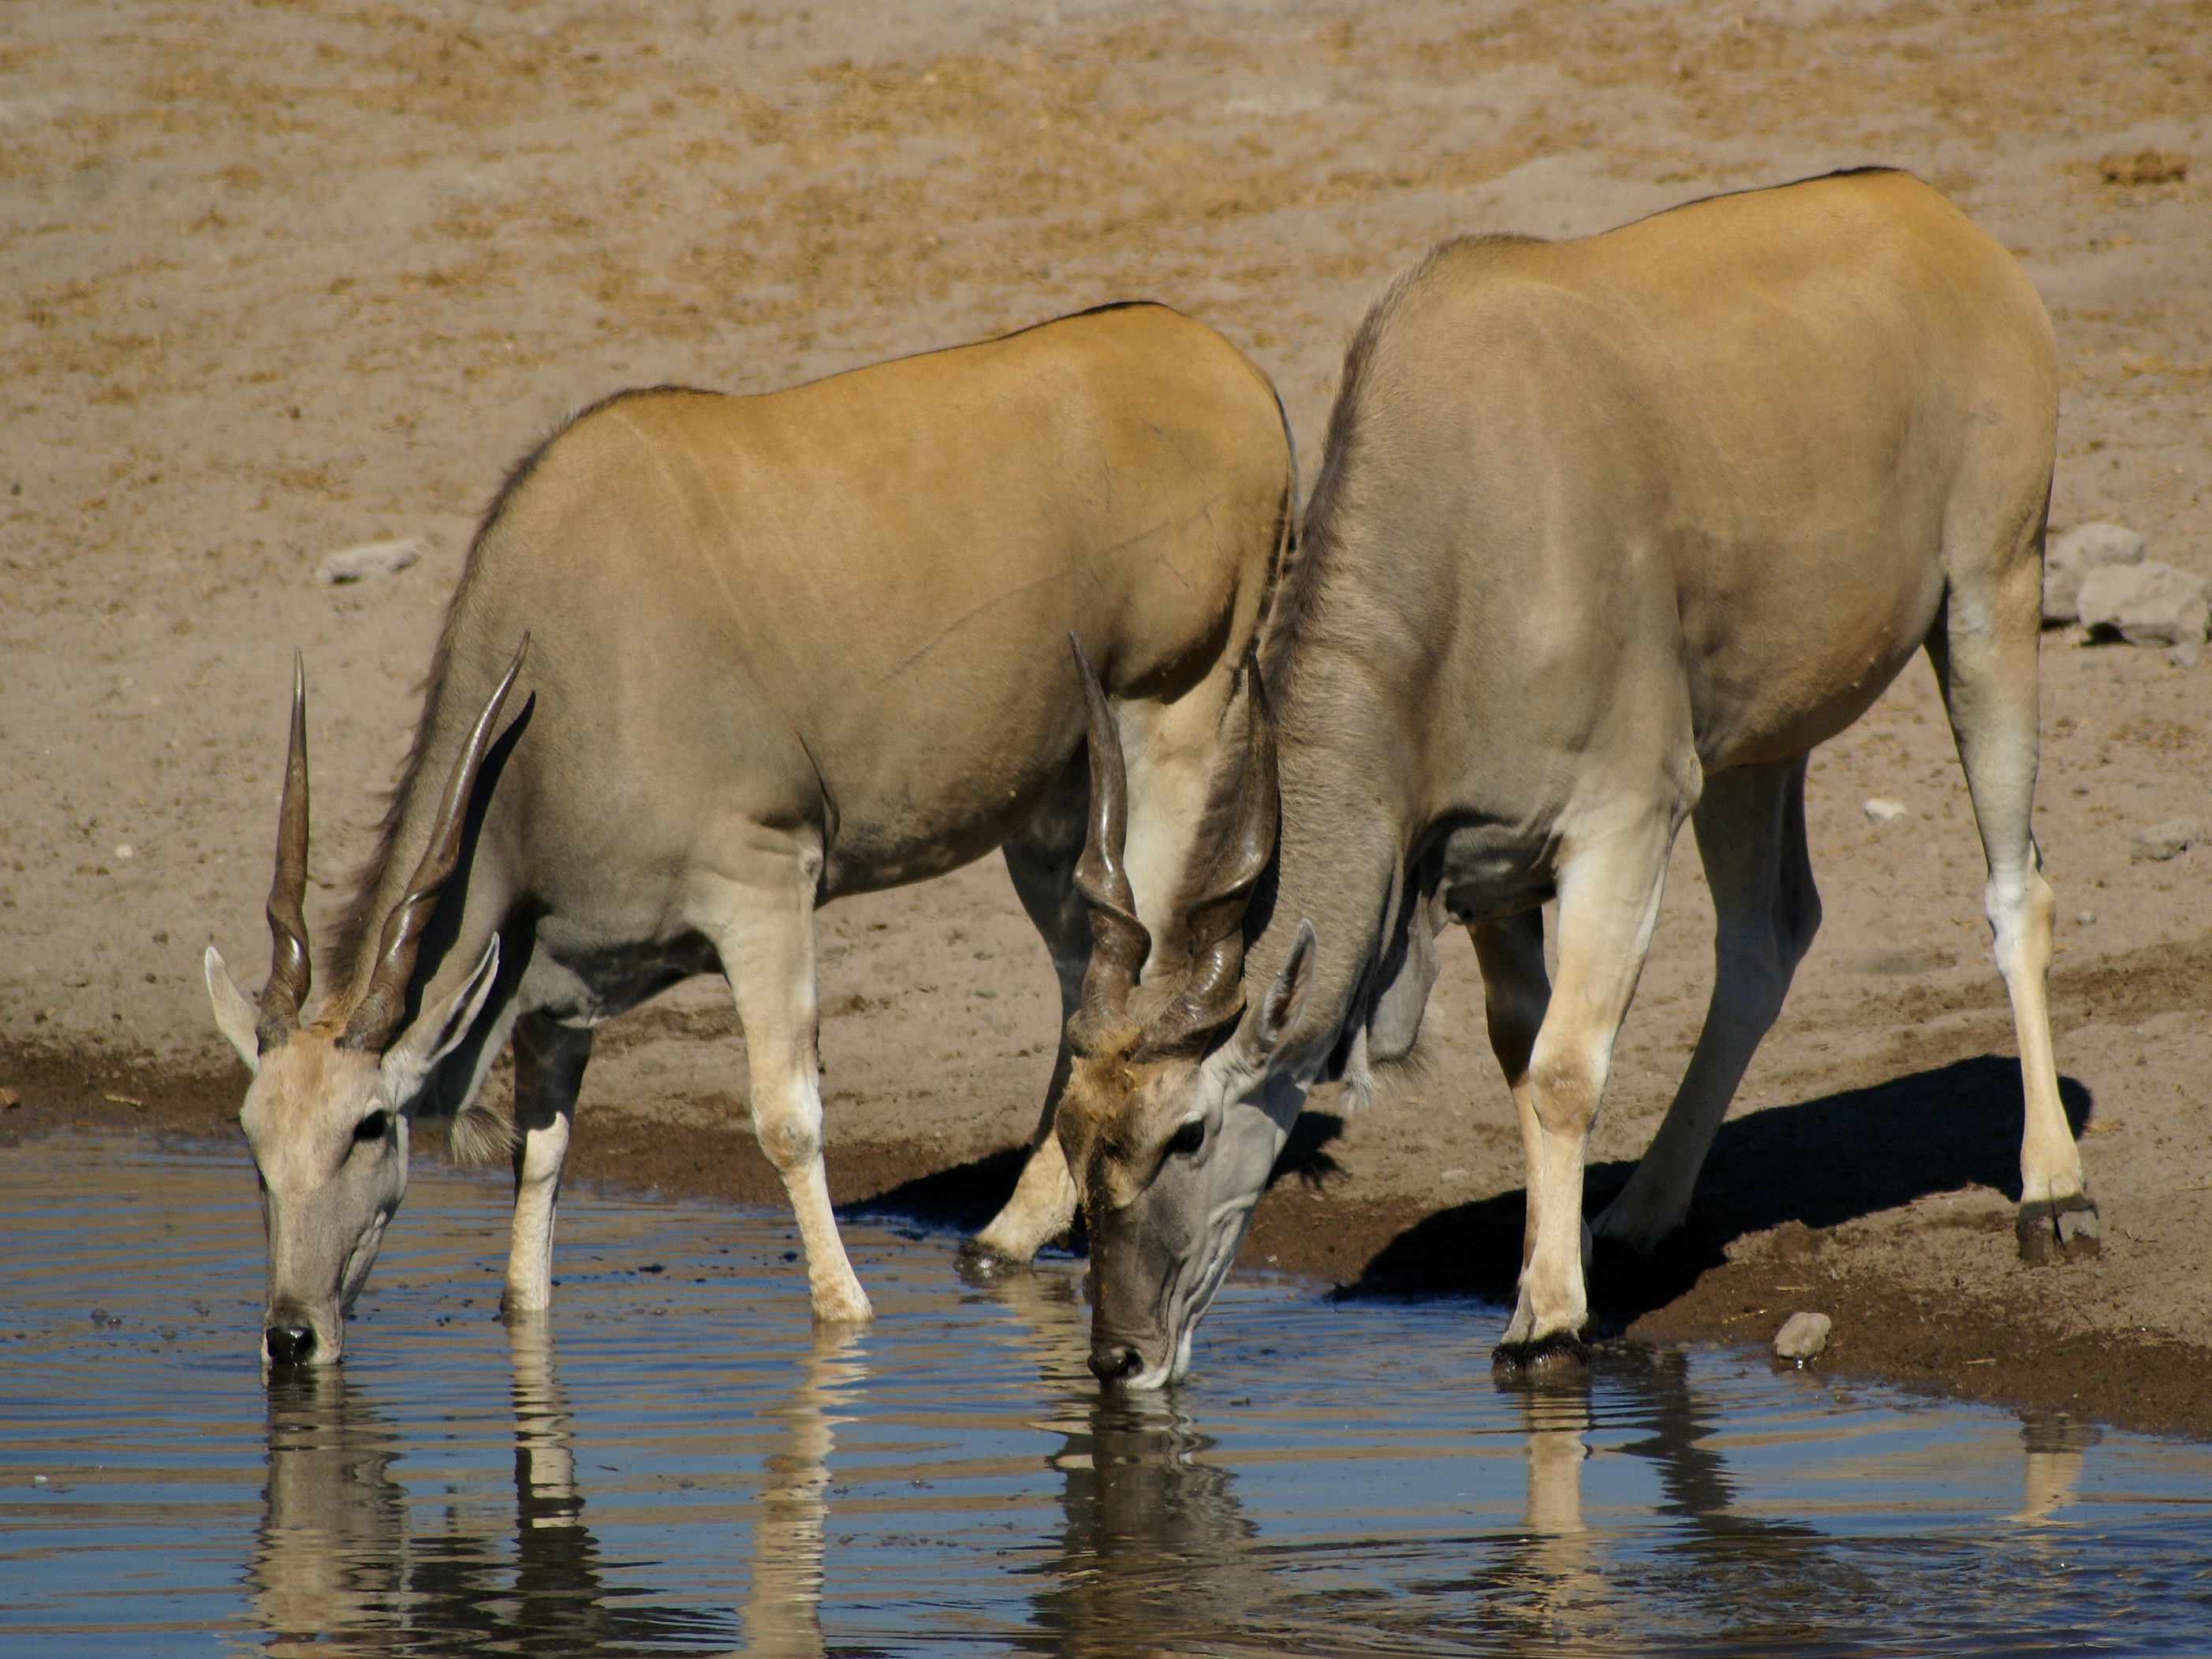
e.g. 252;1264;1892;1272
447;1095;517;1167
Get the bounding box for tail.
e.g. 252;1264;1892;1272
446;1093;517;1167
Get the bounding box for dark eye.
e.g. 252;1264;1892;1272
1165;1120;1205;1158
353;1110;391;1145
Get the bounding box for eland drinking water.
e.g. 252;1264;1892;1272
205;302;1294;1367
1053;171;2094;1389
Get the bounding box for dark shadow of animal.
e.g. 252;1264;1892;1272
1337;1057;2094;1324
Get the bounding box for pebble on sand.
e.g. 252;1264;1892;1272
1862;797;1908;825
2132;818;2203;863
314;536;421;586
2076;560;2212;648
2042;521;2145;624
1773;1310;1832;1363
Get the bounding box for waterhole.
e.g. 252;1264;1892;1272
4;1135;2210;1656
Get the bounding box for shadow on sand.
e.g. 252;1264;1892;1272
1341;1056;2094;1324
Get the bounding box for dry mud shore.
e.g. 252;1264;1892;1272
4;2;2209;1435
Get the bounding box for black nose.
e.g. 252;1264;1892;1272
265;1323;316;1365
1088;1344;1143;1382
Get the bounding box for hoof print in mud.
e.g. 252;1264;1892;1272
2016;1195;2102;1265
1491;1329;1593;1382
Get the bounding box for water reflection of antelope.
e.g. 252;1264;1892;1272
251;1324;739;1656
743;1329;867;1659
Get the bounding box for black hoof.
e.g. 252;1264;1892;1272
954;1237;1024;1284
2016;1193;2101;1265
1492;1328;1592;1383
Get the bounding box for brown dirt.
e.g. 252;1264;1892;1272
4;0;2210;1437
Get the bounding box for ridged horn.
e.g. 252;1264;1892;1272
1070;635;1151;1035
256;651;313;1051
340;637;528;1052
1138;649;1278;1058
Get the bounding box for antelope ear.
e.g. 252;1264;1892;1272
205;947;261;1075
379;938;502;1100
1251;920;1317;1057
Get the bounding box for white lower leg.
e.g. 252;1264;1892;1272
759;1102;872;1324
503;1114;570;1315
1986;863;2083;1205
971;1134;1078;1262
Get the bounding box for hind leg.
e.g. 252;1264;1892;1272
1929;580;2094;1262
968;757;1090;1269
1594;757;1822;1253
502;1013;593;1316
696;837;872;1323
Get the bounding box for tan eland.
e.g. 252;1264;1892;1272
1050;170;2091;1389
203;302;1293;1367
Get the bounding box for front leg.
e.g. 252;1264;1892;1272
503;1013;592;1317
1494;815;1678;1378
968;761;1092;1271
697;847;873;1325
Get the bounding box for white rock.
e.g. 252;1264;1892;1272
2168;643;2202;669
2132;818;2203;863
2042;522;2145;624
1773;1310;1831;1362
2076;559;2210;647
1863;797;1908;824
314;536;420;586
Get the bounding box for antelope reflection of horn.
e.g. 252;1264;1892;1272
1069;634;1150;1035
258;651;313;1052
745;1327;867;1659
341;637;528;1052
1140;647;1278;1058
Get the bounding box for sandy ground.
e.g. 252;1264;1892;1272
4;1;2210;1433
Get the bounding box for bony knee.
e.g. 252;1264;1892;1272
759;1117;821;1170
1528;1059;1600;1131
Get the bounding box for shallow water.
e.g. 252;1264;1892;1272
2;1137;2210;1657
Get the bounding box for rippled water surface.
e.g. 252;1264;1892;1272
4;1135;2211;1657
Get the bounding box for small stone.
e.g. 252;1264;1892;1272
2042;521;2145;624
1773;1310;1832;1362
2077;559;2210;647
112;844;132;860
314;536;421;586
2074;911;2095;926
1863;797;1908;825
2098;146;2188;185
2168;643;2201;669
0;1088;18;1110
2132;818;2203;862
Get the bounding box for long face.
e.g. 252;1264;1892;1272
1057;639;1314;1391
208;643;521;1373
1063;1042;1299;1387
238;1038;410;1369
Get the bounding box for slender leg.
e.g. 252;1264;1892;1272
696;841;872;1324
1495;811;1680;1373
1593;758;1822;1253
968;759;1091;1268
502;1013;592;1316
1472;909;1552;1285
1928;580;2094;1261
